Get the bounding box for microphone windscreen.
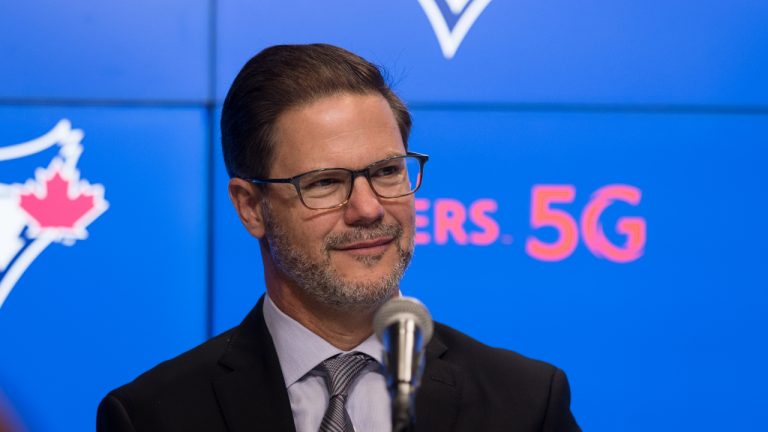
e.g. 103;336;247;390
373;296;434;345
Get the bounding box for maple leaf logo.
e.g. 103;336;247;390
20;171;95;229
17;159;108;245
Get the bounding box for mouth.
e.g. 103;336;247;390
333;236;395;255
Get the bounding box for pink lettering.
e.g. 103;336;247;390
580;184;646;263
434;199;468;245
414;198;431;245
469;199;500;245
525;185;578;261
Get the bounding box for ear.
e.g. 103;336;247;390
228;178;266;239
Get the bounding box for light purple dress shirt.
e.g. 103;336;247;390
263;294;391;432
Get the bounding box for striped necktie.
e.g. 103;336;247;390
316;352;373;432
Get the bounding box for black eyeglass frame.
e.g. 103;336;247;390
242;151;429;210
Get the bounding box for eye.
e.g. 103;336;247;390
372;162;404;177
304;177;342;190
300;171;348;192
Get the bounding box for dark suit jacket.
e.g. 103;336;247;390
98;297;580;431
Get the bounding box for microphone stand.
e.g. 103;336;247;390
392;384;415;432
373;296;433;432
383;319;422;432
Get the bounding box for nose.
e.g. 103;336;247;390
343;175;385;226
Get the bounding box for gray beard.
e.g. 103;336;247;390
262;203;413;310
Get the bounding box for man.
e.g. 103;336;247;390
98;44;581;432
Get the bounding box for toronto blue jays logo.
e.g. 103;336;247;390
418;0;493;59
0;120;108;309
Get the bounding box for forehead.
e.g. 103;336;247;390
270;92;405;177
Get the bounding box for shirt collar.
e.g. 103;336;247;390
262;293;384;388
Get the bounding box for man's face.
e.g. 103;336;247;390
261;92;415;309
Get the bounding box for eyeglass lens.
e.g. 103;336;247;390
297;156;422;209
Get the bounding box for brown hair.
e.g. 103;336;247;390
221;44;412;179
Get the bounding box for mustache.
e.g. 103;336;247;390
325;223;403;249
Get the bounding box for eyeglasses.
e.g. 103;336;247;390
243;151;429;210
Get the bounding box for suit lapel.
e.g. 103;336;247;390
414;332;462;432
213;297;297;432
210;298;462;432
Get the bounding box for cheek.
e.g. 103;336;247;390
295;215;340;251
389;199;416;230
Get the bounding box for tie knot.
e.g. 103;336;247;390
317;352;373;397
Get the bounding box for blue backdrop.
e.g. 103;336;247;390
1;1;767;431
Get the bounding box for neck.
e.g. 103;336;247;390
267;285;379;351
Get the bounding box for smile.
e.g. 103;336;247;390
333;237;395;255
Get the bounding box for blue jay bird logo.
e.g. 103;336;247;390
0;120;108;309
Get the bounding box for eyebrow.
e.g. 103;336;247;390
300;152;407;173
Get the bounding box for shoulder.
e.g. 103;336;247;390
97;329;237;431
433;321;560;381
113;328;236;400
429;322;580;431
435;324;570;416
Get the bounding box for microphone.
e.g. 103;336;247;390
373;297;434;432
